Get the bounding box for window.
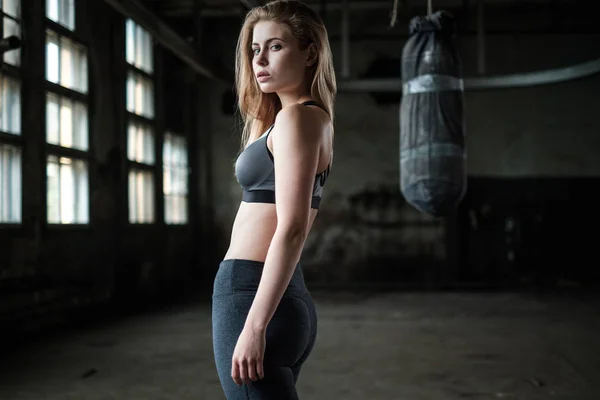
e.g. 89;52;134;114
0;143;21;223
0;0;22;224
126;19;155;224
46;0;75;30
2;0;21;67
163;133;188;225
45;1;89;225
47;155;88;224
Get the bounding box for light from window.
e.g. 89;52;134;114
46;30;88;94
163;133;188;224
46;92;88;150
126;19;153;74
0;143;21;223
46;0;74;31
0;76;21;134
126;70;154;119
47;155;89;224
127;121;154;165
128;168;154;223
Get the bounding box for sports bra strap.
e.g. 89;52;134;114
301;100;329;115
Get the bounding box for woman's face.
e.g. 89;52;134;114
251;20;313;94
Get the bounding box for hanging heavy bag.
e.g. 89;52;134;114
399;10;467;217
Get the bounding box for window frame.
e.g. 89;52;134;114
125;18;158;225
43;4;92;228
0;1;23;226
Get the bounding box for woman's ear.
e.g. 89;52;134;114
306;43;318;67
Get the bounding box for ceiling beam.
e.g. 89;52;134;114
103;0;232;83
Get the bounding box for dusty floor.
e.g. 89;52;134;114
0;290;599;400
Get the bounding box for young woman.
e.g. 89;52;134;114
211;1;336;398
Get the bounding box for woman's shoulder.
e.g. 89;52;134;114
274;103;329;136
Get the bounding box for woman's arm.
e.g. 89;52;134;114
244;104;323;332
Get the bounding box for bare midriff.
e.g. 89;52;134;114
222;202;319;262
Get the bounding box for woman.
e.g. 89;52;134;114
211;0;336;399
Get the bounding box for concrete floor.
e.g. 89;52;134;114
0;291;599;400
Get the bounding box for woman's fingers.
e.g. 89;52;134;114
240;359;249;384
247;359;258;382
256;358;264;380
232;357;264;385
231;358;242;386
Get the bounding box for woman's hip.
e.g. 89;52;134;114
212;258;309;298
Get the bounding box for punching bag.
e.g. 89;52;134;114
399;10;466;217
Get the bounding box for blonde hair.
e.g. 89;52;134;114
234;0;337;151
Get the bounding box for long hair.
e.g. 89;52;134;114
235;0;337;151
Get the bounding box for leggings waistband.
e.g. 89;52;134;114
213;258;308;297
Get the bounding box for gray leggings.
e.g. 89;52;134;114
212;259;318;399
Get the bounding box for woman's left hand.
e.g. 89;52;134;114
231;325;266;385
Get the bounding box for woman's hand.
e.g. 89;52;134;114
231;325;266;385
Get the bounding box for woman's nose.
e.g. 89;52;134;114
255;52;268;66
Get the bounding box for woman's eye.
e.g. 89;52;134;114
253;48;260;55
271;44;281;51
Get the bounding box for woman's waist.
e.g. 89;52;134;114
213;258;308;297
225;203;276;259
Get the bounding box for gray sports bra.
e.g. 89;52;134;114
234;101;332;210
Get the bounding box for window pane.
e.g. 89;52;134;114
46;0;59;22
126;19;153;74
75;42;88;93
59;97;73;147
165;195;187;225
46;31;60;84
46;31;88;94
46;0;74;30
47;155;89;224
3;0;21;18
163;133;188;196
139;23;153;73
128;168;154;223
0;143;21;223
73;101;88;150
46;93;60;143
127;121;154;165
46;156;60;222
3;17;21;66
126;70;154;118
59;37;73;89
1;76;21;135
62;0;74;31
125;19;135;66
163;133;188;224
46;93;88;150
